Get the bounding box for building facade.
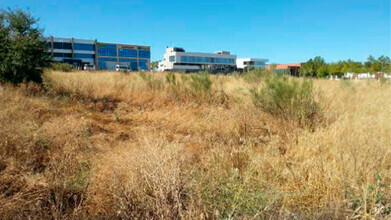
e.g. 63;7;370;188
45;37;150;71
266;63;302;76
236;58;268;71
158;47;237;72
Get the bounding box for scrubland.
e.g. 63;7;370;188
0;70;390;219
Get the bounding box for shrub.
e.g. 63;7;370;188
0;8;50;84
189;73;212;101
139;72;163;90
242;68;270;84
189;73;212;94
50;62;75;72
251;75;322;125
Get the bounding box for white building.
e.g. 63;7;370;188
158;47;237;72
236;58;268;70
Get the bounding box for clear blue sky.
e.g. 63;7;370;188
1;0;390;63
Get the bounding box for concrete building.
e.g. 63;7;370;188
45;37;150;71
158;47;237;72
236;58;268;71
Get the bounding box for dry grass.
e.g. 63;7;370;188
0;71;390;219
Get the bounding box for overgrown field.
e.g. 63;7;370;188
1;70;390;219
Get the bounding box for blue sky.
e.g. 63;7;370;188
1;0;390;63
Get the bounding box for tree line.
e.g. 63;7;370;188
300;55;391;78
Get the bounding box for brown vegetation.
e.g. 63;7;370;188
0;70;390;219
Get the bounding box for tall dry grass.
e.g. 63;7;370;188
0;71;390;219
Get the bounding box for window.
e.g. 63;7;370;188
169;56;175;62
53;42;63;49
53;53;63;57
138;50;150;58
119;58;137;63
189;56;196;62
139;59;148;70
119;49;137;57
74;53;94;59
74;43;95;51
181;56;188;62
97;44;117;56
63;43;72;50
64;53;72;58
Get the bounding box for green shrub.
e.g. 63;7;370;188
165;72;177;87
251;76;322;125
189;73;212;100
139;72;163;90
242;68;269;84
50;62;75;72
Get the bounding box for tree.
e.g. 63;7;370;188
300;59;314;77
150;60;160;70
378;55;391;72
0;8;49;84
300;56;326;77
316;65;329;78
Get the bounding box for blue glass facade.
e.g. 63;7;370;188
180;56;234;64
74;43;95;51
139;59;148;70
46;37;150;70
254;61;265;66
97;44;117;57
138;50;150;58
119;49;137;57
74;53;94;59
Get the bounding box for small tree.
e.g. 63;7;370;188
0;8;49;84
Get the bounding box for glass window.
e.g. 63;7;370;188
53;53;63;57
181;56;188;62
98;61;107;69
64;53;72;58
119;49;137;57
53;42;63;49
169;56;175;62
74;43;95;51
63;43;72;50
97;44;117;57
138;50;150;58
189;56;196;62
119;58;137;63
74;53;94;59
139;59;148;70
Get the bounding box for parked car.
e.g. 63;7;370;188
83;64;95;71
116;64;129;72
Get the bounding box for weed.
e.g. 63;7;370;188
251;75;322;126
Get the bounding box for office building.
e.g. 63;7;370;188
45;37;151;71
236;58;268;71
158;47;237;72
